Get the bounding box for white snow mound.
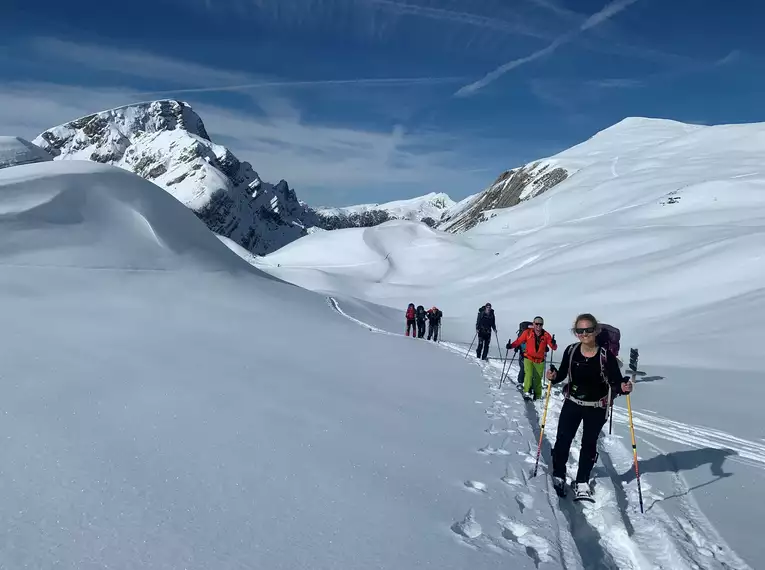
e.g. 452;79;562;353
0;159;536;569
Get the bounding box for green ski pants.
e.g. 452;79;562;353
523;358;545;399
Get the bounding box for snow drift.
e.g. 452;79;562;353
0;160;564;569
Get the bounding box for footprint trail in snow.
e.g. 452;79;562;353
328;297;752;569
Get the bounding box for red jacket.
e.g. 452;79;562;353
511;329;557;363
406;307;415;320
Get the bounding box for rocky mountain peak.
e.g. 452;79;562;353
33;100;313;255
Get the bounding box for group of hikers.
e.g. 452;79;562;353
405;303;443;342
405;302;636;503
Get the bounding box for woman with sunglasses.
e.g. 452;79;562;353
546;313;633;501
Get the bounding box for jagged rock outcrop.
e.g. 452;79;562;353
33;100;315;255
438;162;567;233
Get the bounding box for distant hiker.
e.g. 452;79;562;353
405;303;416;337
427;306;443;341
475;303;496;360
514;321;533;386
416;305;427;338
546;313;633;502
509;316;557;400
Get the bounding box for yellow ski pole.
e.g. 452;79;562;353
626;393;644;513
532;379;553;477
625;348;644;513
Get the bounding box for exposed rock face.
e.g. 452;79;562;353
34;100;315;255
438;162;568;233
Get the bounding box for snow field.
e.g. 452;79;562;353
331;297;754;569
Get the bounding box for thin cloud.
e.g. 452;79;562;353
367;0;552;40
455;0;641;97
27;37;253;86
587;78;644;88
0;81;498;203
136;76;467;96
716;50;741;66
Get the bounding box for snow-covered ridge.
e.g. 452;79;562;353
438;117;704;233
32;100;314;255
313;192;455;229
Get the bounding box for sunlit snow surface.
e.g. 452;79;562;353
0;160;562;568
255;118;765;567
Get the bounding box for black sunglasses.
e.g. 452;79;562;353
533;322;543;326
575;326;596;334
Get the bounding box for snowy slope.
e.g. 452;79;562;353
0;136;52;169
251;117;765;567
438;117;701;233
313;191;455;229
0;159;589;569
32;100;314;255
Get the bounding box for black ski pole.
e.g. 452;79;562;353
499;347;510;389
494;330;502;360
465;332;477;358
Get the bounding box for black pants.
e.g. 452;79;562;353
476;331;491;359
416;320;426;338
516;350;525;385
406;319;416;337
552;399;608;484
427;322;439;341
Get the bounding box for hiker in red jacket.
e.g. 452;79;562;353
509;315;557;400
405;303;417;337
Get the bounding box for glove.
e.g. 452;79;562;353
505;342;511;350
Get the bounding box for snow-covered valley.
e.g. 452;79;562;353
0;114;763;568
250;117;765;568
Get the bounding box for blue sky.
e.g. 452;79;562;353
0;0;761;206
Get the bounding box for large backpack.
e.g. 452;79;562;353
518;321;532;335
596;324;621;358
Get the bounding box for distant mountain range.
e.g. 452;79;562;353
21;99;699;256
29;100;457;254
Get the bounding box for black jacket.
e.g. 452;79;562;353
475;306;496;334
415;306;427;322
427;309;442;324
553;343;626;402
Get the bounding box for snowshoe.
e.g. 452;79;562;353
552;476;566;498
572;482;595;503
522;392;532;401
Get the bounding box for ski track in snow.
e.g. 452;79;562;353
327;296;753;570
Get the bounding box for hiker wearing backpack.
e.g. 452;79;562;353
514;321;533;386
509;316;557;400
546;313;633;502
475;303;496;360
405;303;417;337
415;305;428;338
426;306;442;341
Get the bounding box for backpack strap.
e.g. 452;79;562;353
600;346;613;421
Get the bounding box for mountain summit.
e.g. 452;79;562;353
33;100;314;255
